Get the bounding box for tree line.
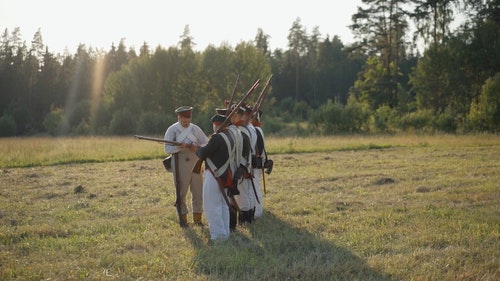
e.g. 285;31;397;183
0;0;498;137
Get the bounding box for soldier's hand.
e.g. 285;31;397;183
233;165;246;180
189;144;199;152
229;184;240;195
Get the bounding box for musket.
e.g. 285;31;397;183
249;176;260;204
134;135;184;146
226;73;240;110
216;78;260;133
134;135;190;227
211;172;237;210
134;135;187;226
173;153;188;227
250;74;273;118
192;78;261;174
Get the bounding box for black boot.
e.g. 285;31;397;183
229;206;237;231
237;210;245;225
245;210;253;224
238;210;253;225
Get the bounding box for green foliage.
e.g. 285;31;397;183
1;5;498;136
410;45;454;114
67;100;91;132
109;108;136;135
345;94;371;132
234;42;272;85
0;114;17;136
351;57;401;111
399;109;435;132
43;107;65;136
309;96;373;134
75;120;91;135
466;73;500;132
309;100;350;134
435;106;458;133
137;111;174;135
350;0;409;70
90;102;112;135
10;103;33;135
260;116;287;136
372;105;398;133
293;100;310;121
412;0;457;45
194;110;216;135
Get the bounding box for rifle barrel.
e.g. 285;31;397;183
217;78;260;133
227;73;240;109
192;78;260;174
251;74;273;117
134;135;182;146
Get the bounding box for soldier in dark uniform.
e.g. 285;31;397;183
228;104;254;225
196;114;236;241
251;110;272;218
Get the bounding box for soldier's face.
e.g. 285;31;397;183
178;116;191;128
230;113;242;124
243;113;250;123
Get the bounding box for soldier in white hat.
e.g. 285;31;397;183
164;106;209;226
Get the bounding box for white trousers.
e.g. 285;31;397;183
253;168;263;217
235;177;256;212
202;170;230;241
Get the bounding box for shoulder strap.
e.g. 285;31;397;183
176;124;195;143
228;126;242;167
206;132;234;177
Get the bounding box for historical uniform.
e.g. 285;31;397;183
251;110;268;218
164;106;208;226
196;114;236;241
243;105;259;219
229;105;254;225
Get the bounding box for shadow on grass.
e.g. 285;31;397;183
183;210;396;281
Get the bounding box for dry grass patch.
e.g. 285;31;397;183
0;135;499;280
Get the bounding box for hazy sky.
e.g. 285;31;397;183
1;0;361;54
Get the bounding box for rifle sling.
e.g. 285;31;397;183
207;167;239;211
248;176;260;204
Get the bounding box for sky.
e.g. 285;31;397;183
1;0;361;54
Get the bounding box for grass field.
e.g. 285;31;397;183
0;134;499;280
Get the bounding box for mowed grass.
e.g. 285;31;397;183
0;134;498;280
1;134;498;168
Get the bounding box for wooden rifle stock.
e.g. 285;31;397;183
192;157;204;174
192;78;261;174
173;153;187;227
135;135;197;173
